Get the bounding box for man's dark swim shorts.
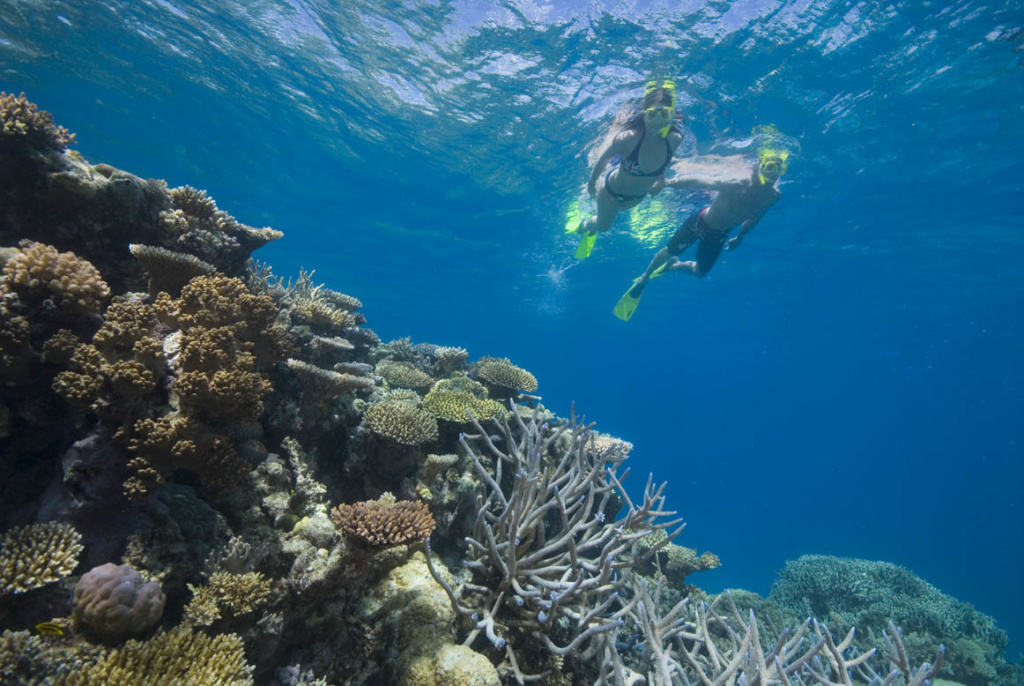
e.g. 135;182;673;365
666;207;728;276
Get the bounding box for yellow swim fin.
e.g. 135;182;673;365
575;231;598;259
612;279;645;322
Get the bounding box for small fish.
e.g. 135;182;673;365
35;621;64;638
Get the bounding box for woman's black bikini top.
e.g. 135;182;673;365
619;123;673;177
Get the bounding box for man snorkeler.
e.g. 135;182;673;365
612;146;789;321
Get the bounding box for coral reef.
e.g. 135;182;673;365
0;93;1007;686
0;522;83;595
72;563;165;643
331;493;435;547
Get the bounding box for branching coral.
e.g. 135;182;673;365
0;521;83;595
424;403;683;683
185;571;274;626
475;357;538;394
124;415;249;499
73;625;253;685
175;325;272;422
593;582;945;686
155;274;278;341
0;240;109;316
0;91;75;153
330;493;435;547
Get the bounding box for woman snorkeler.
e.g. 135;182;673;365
574;79;685;258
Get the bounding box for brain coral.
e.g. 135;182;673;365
331;494;435;547
476;357;538;393
364;399;439;445
0;521;83;595
1;240;109;315
73;563;166;643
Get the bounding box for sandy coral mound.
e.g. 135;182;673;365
0;521;83;595
331;493;435;547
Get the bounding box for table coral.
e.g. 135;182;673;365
422;388;503;423
331;494;435;547
364;397;439;446
129;243;216;297
475;356;538;393
376;359;434;389
0;521;83;595
157;185;282;274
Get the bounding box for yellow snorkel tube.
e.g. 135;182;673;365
644;78;677;138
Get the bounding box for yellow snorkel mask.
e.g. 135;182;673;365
757;147;789;184
644;78;677;138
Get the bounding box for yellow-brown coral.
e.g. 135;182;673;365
74;625;253;685
476;357;538;393
376;359;434;389
422;388;503;423
155;275;277;340
1;240;109;315
0;522;83;595
330;494;435;547
175;326;272;422
364;399;438;445
184;571;274;626
0;91;76;152
124;416;249;499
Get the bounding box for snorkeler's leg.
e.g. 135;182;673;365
689;231;728;277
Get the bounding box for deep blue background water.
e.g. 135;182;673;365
3;0;1023;655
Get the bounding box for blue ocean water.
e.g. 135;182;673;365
3;0;1022;656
